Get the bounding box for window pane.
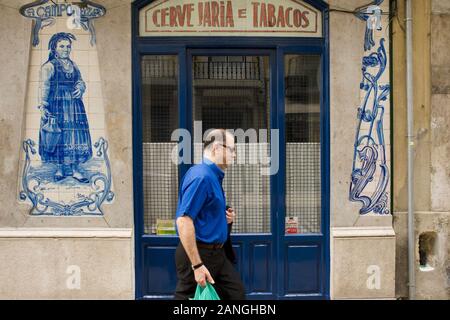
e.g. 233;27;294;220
193;56;271;233
285;55;321;234
141;55;179;234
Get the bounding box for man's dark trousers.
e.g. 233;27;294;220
174;243;246;300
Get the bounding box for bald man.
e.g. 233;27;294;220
174;129;245;300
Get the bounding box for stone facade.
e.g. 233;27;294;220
328;0;395;299
0;0;446;300
392;0;450;300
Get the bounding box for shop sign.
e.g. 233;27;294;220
140;0;322;37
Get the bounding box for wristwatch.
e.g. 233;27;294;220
191;262;204;271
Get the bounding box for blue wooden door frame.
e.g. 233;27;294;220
132;0;330;300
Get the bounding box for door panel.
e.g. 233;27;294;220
285;244;321;294
140;54;180;298
189;52;277;298
191;54;272;234
144;245;178;296
278;52;326;298
249;243;272;293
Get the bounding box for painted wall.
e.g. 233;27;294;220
0;0;134;299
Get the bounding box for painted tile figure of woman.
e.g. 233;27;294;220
38;32;92;183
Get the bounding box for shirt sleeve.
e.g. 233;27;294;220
176;176;210;221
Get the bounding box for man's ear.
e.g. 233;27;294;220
211;143;218;155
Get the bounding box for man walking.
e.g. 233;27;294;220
174;129;245;300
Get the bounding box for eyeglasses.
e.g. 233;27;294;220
218;143;236;154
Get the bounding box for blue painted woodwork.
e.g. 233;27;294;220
132;0;330;300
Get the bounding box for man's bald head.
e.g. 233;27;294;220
203;129;234;152
203;129;236;169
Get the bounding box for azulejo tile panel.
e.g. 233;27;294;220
349;0;391;215
18;1;113;216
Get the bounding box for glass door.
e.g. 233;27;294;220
277;51;327;299
191;54;271;234
188;50;278;298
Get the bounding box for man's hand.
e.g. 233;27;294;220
226;207;235;224
194;265;215;287
176;216;215;287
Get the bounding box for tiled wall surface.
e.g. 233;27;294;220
329;0;392;227
0;0;134;299
18;10;111;215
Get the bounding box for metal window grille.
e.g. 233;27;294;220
141;56;179;234
194;143;271;233
285;55;322;234
286;143;321;233
193;55;271;234
194;56;261;80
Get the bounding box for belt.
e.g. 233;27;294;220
196;241;224;249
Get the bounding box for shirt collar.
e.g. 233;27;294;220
202;156;225;180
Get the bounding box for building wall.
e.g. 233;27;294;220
0;0;398;299
328;0;395;299
428;0;450;299
392;0;449;300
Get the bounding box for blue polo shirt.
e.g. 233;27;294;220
175;157;228;244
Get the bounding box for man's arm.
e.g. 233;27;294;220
176;215;214;287
176;215;202;265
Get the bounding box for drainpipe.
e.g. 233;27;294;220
405;0;416;300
